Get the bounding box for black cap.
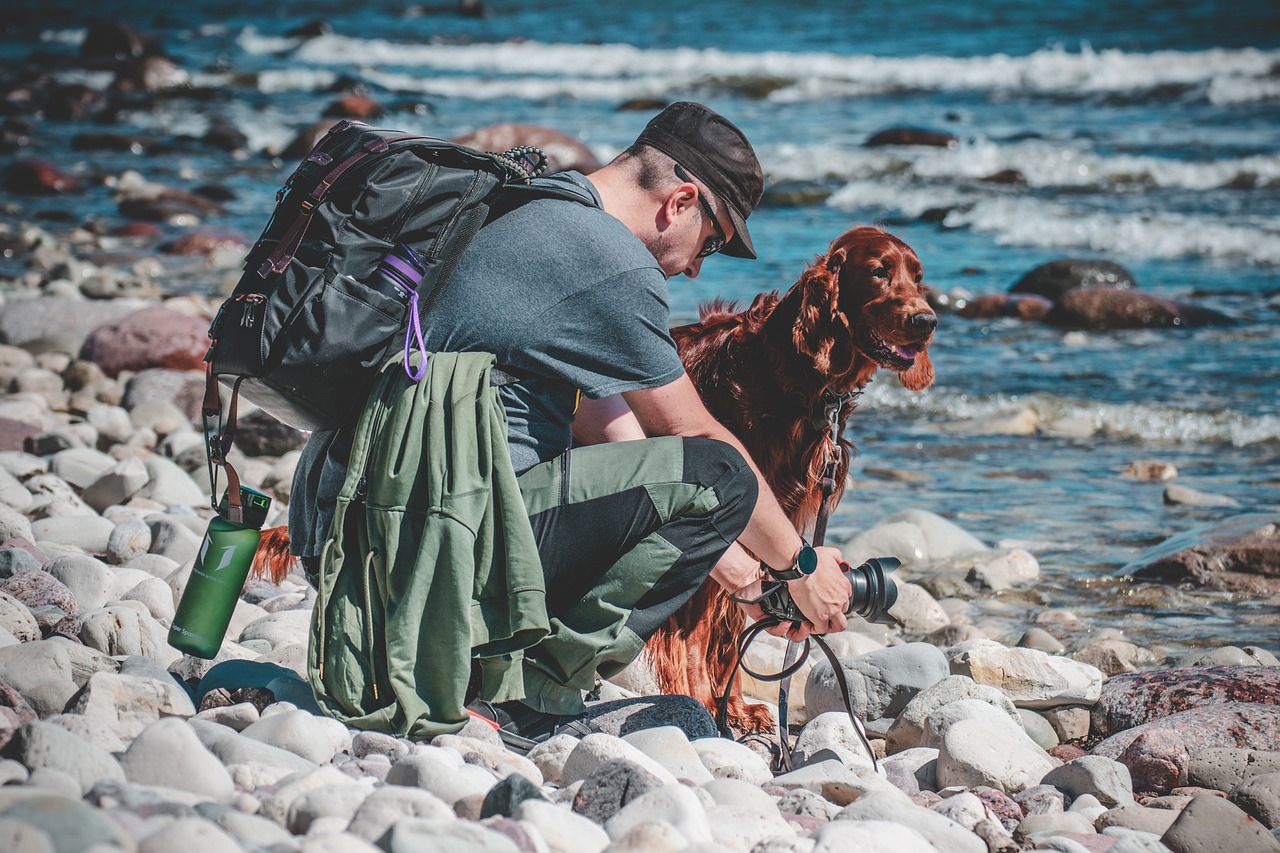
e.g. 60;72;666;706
636;101;763;259
218;486;272;530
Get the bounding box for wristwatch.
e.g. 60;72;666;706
764;538;818;582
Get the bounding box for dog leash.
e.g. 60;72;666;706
720;390;878;773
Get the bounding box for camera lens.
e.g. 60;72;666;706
845;557;900;624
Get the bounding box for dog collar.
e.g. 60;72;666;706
765;539;818;582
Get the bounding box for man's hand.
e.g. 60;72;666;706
733;544;850;640
784;546;851;635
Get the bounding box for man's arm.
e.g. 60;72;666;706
622;374;851;633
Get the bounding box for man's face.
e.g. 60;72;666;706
652;180;734;280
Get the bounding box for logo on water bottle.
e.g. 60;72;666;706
198;537;239;573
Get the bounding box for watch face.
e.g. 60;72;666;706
798;545;818;575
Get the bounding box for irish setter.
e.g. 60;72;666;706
252;225;935;734
646;225;936;733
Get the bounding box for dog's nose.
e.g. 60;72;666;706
909;312;938;334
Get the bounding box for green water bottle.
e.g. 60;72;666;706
168;486;272;659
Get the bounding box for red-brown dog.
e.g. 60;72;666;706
646;225;936;733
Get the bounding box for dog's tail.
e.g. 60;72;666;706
252;525;295;585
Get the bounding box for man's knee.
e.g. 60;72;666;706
681;437;757;509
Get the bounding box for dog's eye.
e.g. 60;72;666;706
914;272;923;283
872;266;889;280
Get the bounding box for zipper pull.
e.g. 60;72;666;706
355;476;368;500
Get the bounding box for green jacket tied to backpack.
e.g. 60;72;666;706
308;351;549;739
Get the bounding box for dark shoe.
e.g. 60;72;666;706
466;698;591;755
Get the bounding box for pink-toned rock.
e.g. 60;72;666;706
973;786;1023;829
1094;703;1280;761
78;307;208;378
956;293;1053;322
1119;729;1190;794
453;123;601;175
159;229;248;257
0;539;48;565
107;222;163;239
0;419;40;452
5;160;82;195
1093;666;1280;737
1049;744;1087;762
1;570;78;617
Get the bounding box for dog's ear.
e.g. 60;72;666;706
792;259;852;375
899;348;934;391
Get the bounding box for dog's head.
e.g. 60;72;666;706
791;226;936;391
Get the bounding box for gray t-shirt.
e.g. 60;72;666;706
290;171;686;557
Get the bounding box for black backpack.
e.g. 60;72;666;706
201;119;589;520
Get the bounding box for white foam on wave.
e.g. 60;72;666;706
39;29;85;46
828;180;1280;266
863;383;1280;447
356;68;682;103
765;139;1280;192
249;34;1280;103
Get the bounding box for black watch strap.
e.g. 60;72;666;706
764;539;817;582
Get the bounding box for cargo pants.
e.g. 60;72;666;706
513;435;758;716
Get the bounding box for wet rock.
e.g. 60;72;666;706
1093;667;1280;737
1011;259;1137;302
116;188;222;224
1046;288;1233;330
453;123;601;175
865;128;958;148
70;131;156;153
1123;460;1178;481
78;21;149;69
956;293;1053;322
323;93;384;119
1118;514;1280;594
79;307;208;378
5;160;81;195
1159;793;1280;853
1164;484;1240;508
202;119;249;153
159;229;248;257
44;84;110;122
281;120;339;160
1095;703;1280;762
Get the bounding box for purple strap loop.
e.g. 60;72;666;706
402;287;428;381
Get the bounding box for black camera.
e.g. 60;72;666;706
757;556;900;626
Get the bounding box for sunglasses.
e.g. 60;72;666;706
674;163;727;258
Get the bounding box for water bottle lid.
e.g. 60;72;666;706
217;486;272;529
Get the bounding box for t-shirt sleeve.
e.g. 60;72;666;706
525;266;686;399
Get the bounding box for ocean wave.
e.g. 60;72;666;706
863;383;1280;446
242;34;1280;104
828;180;1280;266
766;140;1280;191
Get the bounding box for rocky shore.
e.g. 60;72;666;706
0;222;1276;851
0;19;1276;851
